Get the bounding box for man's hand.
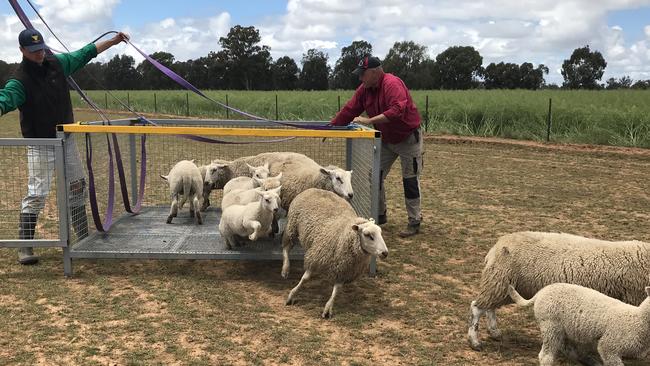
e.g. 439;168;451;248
353;116;371;125
111;32;130;46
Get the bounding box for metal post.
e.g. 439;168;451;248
275;94;279;120
546;98;552;142
129;135;137;207
56;133;72;277
186;93;190;116
127;92;130;109
226;94;229;119
425;95;429;132
105;92;108;109
337;95;341;111
154;93;157;113
369;135;382;277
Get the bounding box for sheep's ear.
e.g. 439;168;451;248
368;218;375;224
646;287;650;297
274;172;283;180
160;174;168;181
320;167;332;176
351;224;360;232
215;163;228;169
247;163;255;171
264;162;269;170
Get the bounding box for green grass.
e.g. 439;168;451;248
71;89;650;147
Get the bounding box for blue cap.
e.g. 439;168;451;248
19;29;46;52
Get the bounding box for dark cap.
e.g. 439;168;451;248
352;56;381;76
19;28;46;52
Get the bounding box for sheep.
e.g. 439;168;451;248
508;283;650;366
223;172;282;196
218;189;281;249
198;159;229;212
467;231;650;351
222;186;282;211
281;188;388;318
210;152;354;211
160;160;203;225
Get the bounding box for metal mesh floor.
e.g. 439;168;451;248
70;206;303;260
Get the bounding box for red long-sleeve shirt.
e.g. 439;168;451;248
330;73;421;144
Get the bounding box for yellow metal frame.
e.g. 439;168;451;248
61;123;378;139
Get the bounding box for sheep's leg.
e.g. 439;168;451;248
322;283;342;319
167;196;179;224
538;321;563;366
467;300;486;351
597;340;623;366
244;220;262;241
192;196;203;225
286;269;311;305
281;227;295;279
486;309;502;339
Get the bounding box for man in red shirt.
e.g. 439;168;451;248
330;56;423;237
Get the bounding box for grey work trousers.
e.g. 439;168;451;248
379;127;423;225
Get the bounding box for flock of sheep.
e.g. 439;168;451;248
160;151;650;364
160;152;385;318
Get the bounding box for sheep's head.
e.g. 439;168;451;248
204;161;229;186
254;172;282;191
255;186;281;213
247;162;270;180
320;166;353;201
352;218;387;259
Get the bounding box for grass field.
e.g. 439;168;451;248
72;89;650;147
1;109;650;364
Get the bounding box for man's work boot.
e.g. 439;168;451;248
398;222;420;238
18;213;39;265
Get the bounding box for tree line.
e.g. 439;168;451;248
1;24;648;91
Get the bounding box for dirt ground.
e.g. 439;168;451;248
1;133;650;365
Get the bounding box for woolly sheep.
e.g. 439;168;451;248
508;283;650;366
218;189;281;249
222;186;282;211
198;158;229;212
467;231;650;351
281;188;388;318
160;160;203;225
211;152;353;211
223;172;283;196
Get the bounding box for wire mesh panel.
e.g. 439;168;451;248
0;138;67;248
60;119;380;275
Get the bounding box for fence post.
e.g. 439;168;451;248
226;94;229;119
337;95;341;111
105;92;108;109
186;92;190;116
546;98;552;142
275;94;279;120
425;95;429;132
154;93;157;113
127;92;130;109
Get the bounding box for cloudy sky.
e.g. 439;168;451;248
1;0;649;85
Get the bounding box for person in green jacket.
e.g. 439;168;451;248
0;28;129;265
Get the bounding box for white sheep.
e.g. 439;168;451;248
222;172;282;196
222;186;282;211
281;188;388;318
211;152;354;211
218;189;281;249
508;283;650;366
467;231;650;351
160;160;203;225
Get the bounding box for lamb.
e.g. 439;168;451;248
222;172;282;196
160;160;203;225
198;159;229;212
210;152;354;211
467;231;650;351
508;283;650;366
281;188;388;318
218;189;281;249
222;186;282;211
